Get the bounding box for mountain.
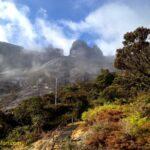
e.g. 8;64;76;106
0;42;24;71
70;40;103;59
0;42;64;73
0;40;114;110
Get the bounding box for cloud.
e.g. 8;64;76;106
35;18;75;54
0;25;7;42
62;1;150;55
0;0;37;47
0;0;149;56
0;0;75;54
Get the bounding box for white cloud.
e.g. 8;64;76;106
62;2;150;55
36;18;75;55
0;0;149;56
0;25;7;42
0;0;75;54
0;0;37;47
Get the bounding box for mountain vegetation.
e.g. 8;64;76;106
0;27;150;150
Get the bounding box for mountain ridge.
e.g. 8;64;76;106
0;40;114;110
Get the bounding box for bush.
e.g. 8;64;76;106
101;84;128;102
132;92;150;118
96;69;115;90
89;98;107;107
83;105;125;149
82;104;123;123
13;97;45;126
6;126;39;144
0;111;16;139
123;113;149;136
81;102;150;149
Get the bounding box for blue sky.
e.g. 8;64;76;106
15;0;104;21
0;0;150;55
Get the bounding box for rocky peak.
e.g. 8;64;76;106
92;44;103;57
69;40;103;59
70;40;89;50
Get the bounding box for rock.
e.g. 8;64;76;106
70;40;103;59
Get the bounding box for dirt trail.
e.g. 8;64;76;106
29;124;78;150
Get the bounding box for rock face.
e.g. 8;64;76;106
0;40;114;110
70;40;103;59
0;42;23;71
69;40;112;82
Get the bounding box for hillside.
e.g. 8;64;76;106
0;27;149;150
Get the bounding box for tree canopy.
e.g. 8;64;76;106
114;27;150;77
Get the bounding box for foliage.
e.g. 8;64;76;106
96;69;115;90
59;83;89;118
0;111;16;139
113;73;150;97
131;92;150;118
114;27;150;78
6;125;39;144
123;113;149;136
13;97;48;128
83;106;124;149
101;84;128;102
82;104;122;122
81;102;150;149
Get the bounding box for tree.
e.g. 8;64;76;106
114;27;150;77
0;111;16;138
60;84;89;118
13;97;47;130
96;69;115;90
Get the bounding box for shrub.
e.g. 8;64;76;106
89;98;107;107
132;92;150;118
13;97;45;126
6;126;39;144
82;104;122;122
122;113;149;136
102;84;128;102
96;69;115;90
83;106;125;149
0;111;16;139
82;105;150;149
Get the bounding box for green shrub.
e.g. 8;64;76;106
7;126;29;141
102;84;128;102
82;104;122;122
6;126;39;144
123;113;149;136
96;69;115;90
133;92;150;117
89;98;107;107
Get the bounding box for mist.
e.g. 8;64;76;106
0;40;114;109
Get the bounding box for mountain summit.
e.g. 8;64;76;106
70;40;103;59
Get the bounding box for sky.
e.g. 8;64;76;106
0;0;150;55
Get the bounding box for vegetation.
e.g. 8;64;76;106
0;27;150;149
80;101;150;149
115;27;150;78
